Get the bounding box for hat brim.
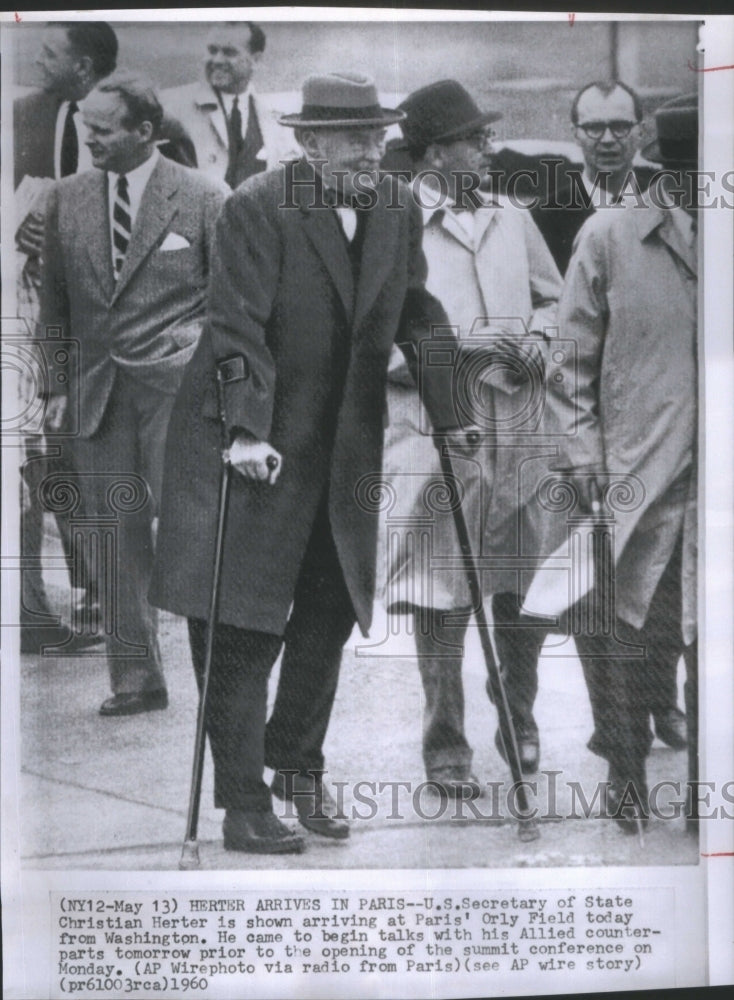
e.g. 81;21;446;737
399;109;503;149
279;108;405;129
641;137;698;166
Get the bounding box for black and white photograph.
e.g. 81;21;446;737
1;9;733;998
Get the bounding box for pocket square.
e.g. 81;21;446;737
159;232;191;251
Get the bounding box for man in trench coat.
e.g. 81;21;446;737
550;94;698;832
150;72;469;854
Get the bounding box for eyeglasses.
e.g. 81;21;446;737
450;127;497;149
576;120;639;140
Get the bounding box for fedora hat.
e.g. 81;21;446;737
396;79;503;151
279;71;405;128
642;92;698;166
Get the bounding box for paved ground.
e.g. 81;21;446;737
19;557;698;871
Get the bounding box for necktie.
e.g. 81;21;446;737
225;96;243;188
60;101;79;177
112;175;131;278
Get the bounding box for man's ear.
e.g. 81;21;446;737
297;128;321;159
76;54;94;83
423;142;443;170
137;120;155;144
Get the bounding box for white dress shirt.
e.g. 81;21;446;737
107;149;160;267
54;100;93;178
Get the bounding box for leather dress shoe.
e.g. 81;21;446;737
653;708;688;750
605;765;649;835
494;719;540;775
271;771;350;839
426;769;481;800
99;690;168;717
223;809;305;854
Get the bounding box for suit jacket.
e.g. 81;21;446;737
531;162;657;274
549;197;697;639
159;82;300;185
150;159;461;637
39;155;226;437
13;89;197;189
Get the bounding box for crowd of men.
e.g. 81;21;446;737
14;20;698;855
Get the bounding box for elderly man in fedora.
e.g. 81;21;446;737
382;80;562;797
151;72;473;854
550;93;699;833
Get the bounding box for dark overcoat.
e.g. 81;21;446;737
150;160;458;636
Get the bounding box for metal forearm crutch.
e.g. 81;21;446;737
434;437;540;842
179;362;276;869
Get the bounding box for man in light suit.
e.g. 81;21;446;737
41;73;225;716
160;21;299;189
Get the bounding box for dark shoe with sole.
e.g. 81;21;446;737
426;769;481;800
653;708;688;750
223;808;305;854
21;624;104;655
494;719;540;775
99;690;168;717
271;771;350;839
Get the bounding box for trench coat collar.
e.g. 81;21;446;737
421;191;502;253
635;199;697;277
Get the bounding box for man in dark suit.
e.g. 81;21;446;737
40;74;225;715
530;80;656;275
14;21;196;654
151;72;473;854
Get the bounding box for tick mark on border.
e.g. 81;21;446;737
688;59;734;72
568;13;576;26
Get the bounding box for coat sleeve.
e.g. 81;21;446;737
205;188;280;443
37;182;70;398
395;198;463;431
551;218;608;470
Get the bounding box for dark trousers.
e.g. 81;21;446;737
412;594;546;776
188;501;356;812
575;534;697;784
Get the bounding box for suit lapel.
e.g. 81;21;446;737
353;185;400;330
111;157;179;302
299;208;355;318
81;171;115;300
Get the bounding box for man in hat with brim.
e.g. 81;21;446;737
382;79;562;795
151;72;474;854
548;93;699;833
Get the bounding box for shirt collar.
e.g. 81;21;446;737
419;186;497;226
109;147;160;190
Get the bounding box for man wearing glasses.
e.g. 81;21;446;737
532;80;657;275
382;80;562;797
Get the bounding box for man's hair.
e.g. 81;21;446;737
47;21;118;79
222;20;267;54
96;71;163;137
570;80;642;125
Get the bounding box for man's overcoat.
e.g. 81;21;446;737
549;198;697;641
150;161;458;636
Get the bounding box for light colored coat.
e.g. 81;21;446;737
382;197;563;611
159;83;300;183
549;197;697;641
40;156;226;436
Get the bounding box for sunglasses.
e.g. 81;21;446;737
576;120;640;140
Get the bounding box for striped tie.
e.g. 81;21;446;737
112;174;131;278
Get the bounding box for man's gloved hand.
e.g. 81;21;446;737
227;433;282;484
